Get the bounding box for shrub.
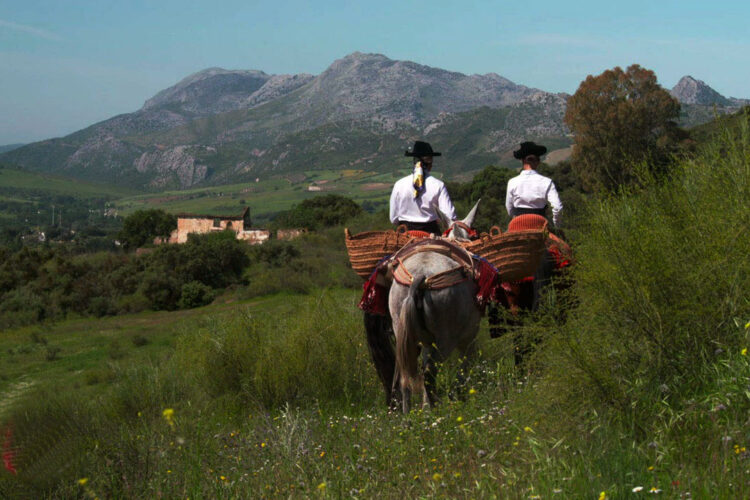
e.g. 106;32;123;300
534;116;750;426
178;280;215;309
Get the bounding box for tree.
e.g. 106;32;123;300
564;64;682;192
274;194;363;230
118;209;177;249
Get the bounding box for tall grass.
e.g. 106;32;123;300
175;290;380;408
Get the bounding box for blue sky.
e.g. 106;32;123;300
1;0;749;144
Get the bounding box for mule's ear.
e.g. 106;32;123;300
436;208;452;231
462;199;481;227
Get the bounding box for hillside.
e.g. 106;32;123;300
3;54;747;191
0;53;570;190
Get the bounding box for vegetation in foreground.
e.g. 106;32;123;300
0;120;748;498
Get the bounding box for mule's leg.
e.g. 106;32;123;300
456;339;478;393
421;344;444;408
363;312;399;408
401;380;412;414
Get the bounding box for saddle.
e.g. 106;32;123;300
390;238;475;289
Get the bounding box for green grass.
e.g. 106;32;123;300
0;166;136;198
114;169;404;222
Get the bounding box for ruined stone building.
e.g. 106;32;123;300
168;207;271;245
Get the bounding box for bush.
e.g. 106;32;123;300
178;280;216;309
533;116;750;426
273;194;363;230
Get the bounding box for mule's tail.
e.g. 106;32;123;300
396;275;426;393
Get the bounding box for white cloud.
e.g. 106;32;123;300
0;19;64;42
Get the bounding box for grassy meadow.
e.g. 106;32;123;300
112;168;459;225
0;167;136;199
1;122;749;498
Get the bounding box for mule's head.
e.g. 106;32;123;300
441;199;480;241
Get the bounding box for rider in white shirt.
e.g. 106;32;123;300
389;141;457;235
505;141;562;228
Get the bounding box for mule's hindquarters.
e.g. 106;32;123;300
389;252;482;413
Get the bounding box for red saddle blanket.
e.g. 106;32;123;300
358;240;504;316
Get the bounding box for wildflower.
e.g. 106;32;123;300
649;487;662;493
432;473;442;481
469;388;477;395
745;321;750;330
648;466;655;471
633;486;644;492
524;426;533;433
553;489;563;494
599;491;606;500
261;442;266;448
77;478;88;486
456;416;463;423
162;408;175;428
742;348;747;356
317;482;326;490
320;451;326;458
413;474;420;480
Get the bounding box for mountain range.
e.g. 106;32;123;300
2;53;746;190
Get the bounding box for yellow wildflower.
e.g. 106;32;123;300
317;482;326;490
524;426;533;433
162;408;175;428
742;347;747;356
469;388;477;395
432;473;442;481
647;465;654;471
599;491;606;500
77;478;88;486
456;416;463;423
320;451;326;458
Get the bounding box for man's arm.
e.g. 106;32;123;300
547;181;563;227
389;184;400;224
437;184;457;221
505;180;514;216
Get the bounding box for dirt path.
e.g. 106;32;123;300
0;378;35;421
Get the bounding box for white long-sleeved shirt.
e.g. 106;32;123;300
505;169;563;226
389;173;457;224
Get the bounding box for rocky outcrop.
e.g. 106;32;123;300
133;146;208;188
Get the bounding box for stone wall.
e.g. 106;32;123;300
170;217;243;244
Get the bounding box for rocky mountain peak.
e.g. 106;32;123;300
671;76;731;106
142;68;273;114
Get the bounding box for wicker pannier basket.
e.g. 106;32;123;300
344;227;414;279
463;225;548;281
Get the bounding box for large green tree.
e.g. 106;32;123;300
564;64;682;192
118;209;176;249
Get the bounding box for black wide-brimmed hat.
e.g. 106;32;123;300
513;141;547;159
405;140;441;157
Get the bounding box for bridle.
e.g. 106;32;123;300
443;221;478;240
